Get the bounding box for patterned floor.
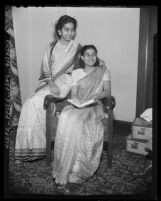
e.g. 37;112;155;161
8;130;153;197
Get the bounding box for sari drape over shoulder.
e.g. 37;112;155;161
15;40;81;161
52;66;107;185
36;40;81;96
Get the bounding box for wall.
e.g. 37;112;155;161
12;7;66;102
12;7;31;102
12;7;140;122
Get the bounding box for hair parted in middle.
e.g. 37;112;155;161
55;15;77;38
79;45;100;68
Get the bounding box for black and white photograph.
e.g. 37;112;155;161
4;6;157;198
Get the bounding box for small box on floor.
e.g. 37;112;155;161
132;118;152;140
126;134;148;155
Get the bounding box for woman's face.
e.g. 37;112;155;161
81;48;97;67
58;22;76;41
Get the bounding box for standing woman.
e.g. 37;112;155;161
15;15;81;163
52;45;111;191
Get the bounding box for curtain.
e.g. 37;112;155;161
5;6;22;148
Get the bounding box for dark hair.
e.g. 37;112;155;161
79;45;100;68
55;15;77;38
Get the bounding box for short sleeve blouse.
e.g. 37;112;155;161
72;68;111;86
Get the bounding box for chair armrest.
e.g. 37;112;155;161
102;96;115;169
43;95;67;110
102;96;116;111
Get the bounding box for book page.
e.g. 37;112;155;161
67;99;97;108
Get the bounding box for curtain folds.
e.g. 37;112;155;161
5;6;22;148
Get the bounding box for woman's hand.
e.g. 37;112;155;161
49;81;60;96
94;89;111;102
98;58;105;66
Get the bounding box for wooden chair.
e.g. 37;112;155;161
43;95;115;168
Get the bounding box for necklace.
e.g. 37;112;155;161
59;39;69;47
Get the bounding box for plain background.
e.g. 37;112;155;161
12;7;140;122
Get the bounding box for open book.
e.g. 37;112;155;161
67;99;97;108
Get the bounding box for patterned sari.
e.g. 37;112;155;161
52;66;106;185
15;40;81;161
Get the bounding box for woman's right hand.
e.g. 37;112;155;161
49;80;60;96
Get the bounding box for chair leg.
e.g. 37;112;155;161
107;109;113;169
46;102;56;167
107;142;112;169
46;108;52;167
46;140;51;167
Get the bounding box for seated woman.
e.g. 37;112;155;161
52;45;111;191
14;15;81;163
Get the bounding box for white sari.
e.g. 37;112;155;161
15;40;80;161
52;66;110;185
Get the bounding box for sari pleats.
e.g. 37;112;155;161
52;66;106;185
15;40;80;161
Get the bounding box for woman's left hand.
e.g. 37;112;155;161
49;81;60;96
98;58;105;66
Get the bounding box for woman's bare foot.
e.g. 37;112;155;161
55;183;70;194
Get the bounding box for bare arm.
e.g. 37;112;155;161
94;80;111;100
102;80;111;97
39;44;51;81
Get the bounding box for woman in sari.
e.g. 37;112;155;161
52;45;111;192
15;15;81;163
